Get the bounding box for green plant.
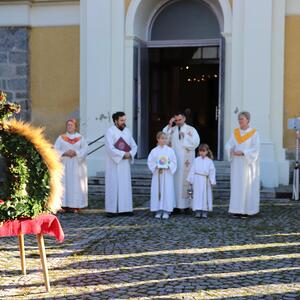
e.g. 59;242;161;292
0;91;51;222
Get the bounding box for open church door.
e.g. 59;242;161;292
217;36;225;160
135;41;149;158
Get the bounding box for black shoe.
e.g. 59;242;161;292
173;208;181;214
230;214;241;219
184;208;192;215
106;213;118;218
240;214;249;219
120;212;134;217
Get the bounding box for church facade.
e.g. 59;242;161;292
0;0;300;188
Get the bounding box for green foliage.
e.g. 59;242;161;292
0;130;50;222
0;91;50;222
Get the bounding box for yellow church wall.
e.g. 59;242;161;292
284;15;300;150
30;26;80;143
125;0;131;13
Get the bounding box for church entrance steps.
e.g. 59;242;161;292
88;160;282;201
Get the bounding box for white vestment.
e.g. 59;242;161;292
105;126;137;213
187;156;216;212
54;132;88;208
163;123;200;208
147;145;177;213
225;127;260;215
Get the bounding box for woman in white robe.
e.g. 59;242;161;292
225;111;260;217
187;144;216;218
147;132;177;219
54;119;88;212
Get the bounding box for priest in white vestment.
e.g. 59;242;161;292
105;112;137;215
225;111;260;217
147;132;177;219
163;112;200;210
54;119;88;212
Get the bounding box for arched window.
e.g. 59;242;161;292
150;0;220;41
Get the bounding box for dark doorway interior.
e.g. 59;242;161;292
148;47;220;156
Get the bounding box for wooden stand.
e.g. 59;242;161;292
18;234;26;275
18;233;51;292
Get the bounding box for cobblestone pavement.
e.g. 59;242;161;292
1;199;300;299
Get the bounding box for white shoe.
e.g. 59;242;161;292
155;212;162;219
195;212;201;218
162;212;169;219
202;212;208;218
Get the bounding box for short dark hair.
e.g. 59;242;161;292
112;111;125;122
174;111;186;117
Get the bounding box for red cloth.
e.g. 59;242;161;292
0;214;64;242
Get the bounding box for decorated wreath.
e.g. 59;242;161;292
0;91;63;223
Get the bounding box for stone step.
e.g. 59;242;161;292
89;175;231;184
88;185;276;199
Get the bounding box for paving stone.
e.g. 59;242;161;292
1;199;300;299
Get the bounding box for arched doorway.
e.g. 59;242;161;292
126;0;232;159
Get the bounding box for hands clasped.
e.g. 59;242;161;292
63;150;77;158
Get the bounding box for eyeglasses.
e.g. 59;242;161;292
199;149;207;152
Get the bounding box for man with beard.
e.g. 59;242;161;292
163;112;200;212
105;111;137;216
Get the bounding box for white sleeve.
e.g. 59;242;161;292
187;160;196;184
225;133;235;162
75;136;88;159
147;150;157;174
243;132;260;164
129;135;138;164
183;127;200;150
169;149;177;174
209;160;216;185
163;125;173;146
105;130;125;164
54;136;64;157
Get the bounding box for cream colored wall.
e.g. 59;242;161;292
30;26;80;142
284;16;300;149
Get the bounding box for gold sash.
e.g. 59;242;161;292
234;128;256;145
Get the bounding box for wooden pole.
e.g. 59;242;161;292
18;234;26;275
36;234;50;292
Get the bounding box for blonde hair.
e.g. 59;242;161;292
198;143;214;159
156;131;166;140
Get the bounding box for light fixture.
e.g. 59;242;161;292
186;66;189;70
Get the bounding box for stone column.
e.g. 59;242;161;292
0;28;30;120
80;0;126;175
80;0;112;175
231;0;288;187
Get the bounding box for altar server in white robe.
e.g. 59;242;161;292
187;144;216;218
225;111;260;217
54;119;88;213
147;132;177;219
163;112;200;210
105;112;137;216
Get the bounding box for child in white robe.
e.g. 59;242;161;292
187;144;216;218
147;132;177;219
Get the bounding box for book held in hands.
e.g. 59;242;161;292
114;137;131;152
